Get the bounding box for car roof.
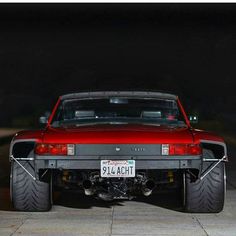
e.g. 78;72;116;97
60;91;177;100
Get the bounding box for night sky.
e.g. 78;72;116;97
0;4;236;128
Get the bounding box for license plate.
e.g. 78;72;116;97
101;160;135;177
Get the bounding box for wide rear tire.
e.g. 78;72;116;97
10;161;51;212
184;149;225;213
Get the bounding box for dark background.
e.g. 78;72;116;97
0;4;235;134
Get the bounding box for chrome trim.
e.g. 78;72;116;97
12;158;34;161
203;158;227;162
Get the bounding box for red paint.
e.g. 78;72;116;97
192;129;224;143
177;97;190;127
42;125;194;144
13;130;43;142
47;96;61;127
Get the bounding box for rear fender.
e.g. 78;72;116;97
194;139;228;180
200;139;227;161
9;139;36;161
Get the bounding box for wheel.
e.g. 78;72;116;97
184;149;226;213
10;161;52;212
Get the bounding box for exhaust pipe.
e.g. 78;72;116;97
82;180;95;196
97;192;113;201
142;180;156;197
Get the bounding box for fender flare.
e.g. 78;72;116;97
200;139;227;160
9;138;37;161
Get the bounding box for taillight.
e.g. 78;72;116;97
35;143;49;154
35;143;75;156
162;144;202;156
187;144;202;155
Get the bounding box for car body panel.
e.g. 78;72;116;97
13;130;43;142
12;126;225;146
41;125;195;144
192;129;224;143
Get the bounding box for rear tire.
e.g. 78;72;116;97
184;149;225;213
11;161;51;212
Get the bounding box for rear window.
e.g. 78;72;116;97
51;97;186;127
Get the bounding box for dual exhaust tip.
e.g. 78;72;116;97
82;179;156;197
142;180;156;196
83;180;95;196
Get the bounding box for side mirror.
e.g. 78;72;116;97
39;111;51;124
39;116;48;124
189;115;198;124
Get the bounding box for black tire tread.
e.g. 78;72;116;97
185;149;225;213
11;161;51;212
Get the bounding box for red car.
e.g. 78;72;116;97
9;91;227;212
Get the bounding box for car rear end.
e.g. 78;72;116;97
10;91;226;212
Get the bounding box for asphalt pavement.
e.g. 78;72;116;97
0;143;236;236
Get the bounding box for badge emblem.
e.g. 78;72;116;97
115;147;121;152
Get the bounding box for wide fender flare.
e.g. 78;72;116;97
200;139;227;160
9;138;37;161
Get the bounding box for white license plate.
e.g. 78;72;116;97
101;160;135;177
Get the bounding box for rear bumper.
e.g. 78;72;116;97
35;155;202;171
